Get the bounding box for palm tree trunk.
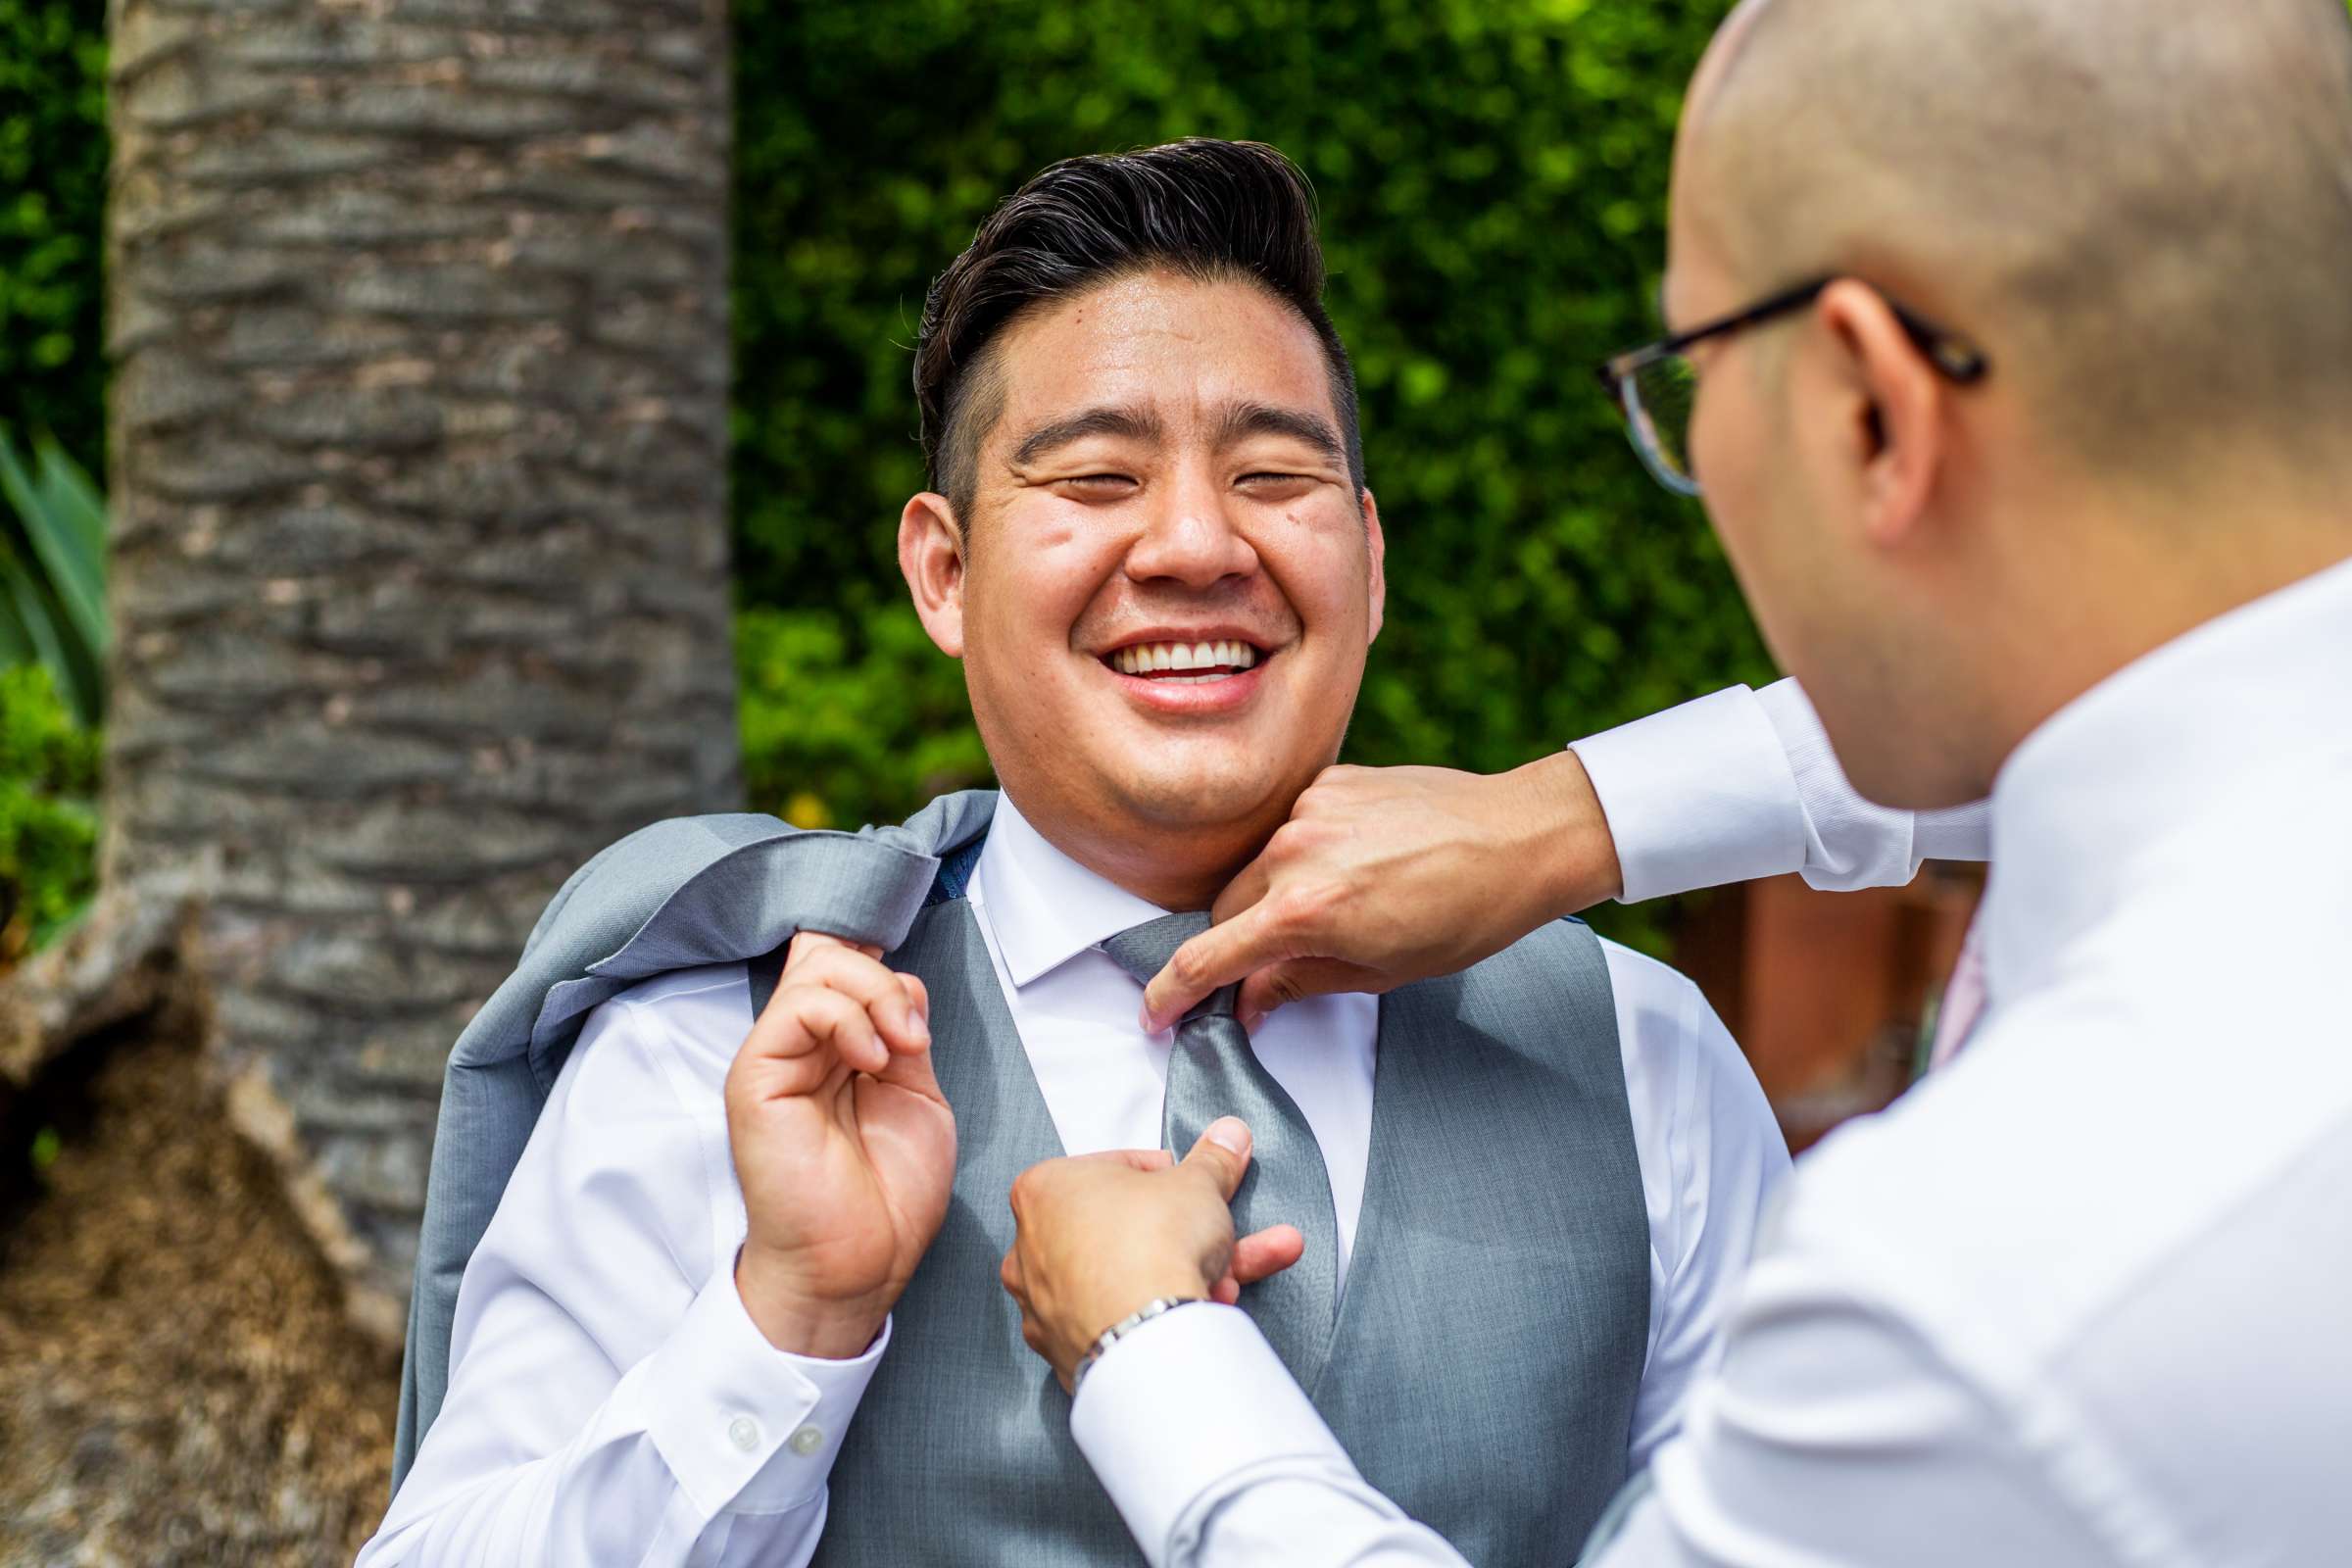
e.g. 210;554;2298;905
89;0;739;1335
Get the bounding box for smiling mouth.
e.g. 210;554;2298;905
1102;639;1266;684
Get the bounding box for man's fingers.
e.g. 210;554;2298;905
869;1017;947;1103
1178;1117;1253;1201
1211;1223;1304;1301
775;944;929;1055
786;929;882;965
1143;905;1300;1031
1063;1148;1177;1174
1233;956;1390;1033
1206;855;1274;926
1230;1223;1305;1286
744;985;883;1076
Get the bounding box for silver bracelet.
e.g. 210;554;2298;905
1071;1295;1206;1394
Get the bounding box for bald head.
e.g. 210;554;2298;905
1681;0;2352;483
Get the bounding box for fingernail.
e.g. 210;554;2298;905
1206;1117;1250;1154
1138;1002;1159;1033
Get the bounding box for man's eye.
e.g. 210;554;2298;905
1239;471;1311;488
1061;473;1136;492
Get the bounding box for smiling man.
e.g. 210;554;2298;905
365;140;1881;1567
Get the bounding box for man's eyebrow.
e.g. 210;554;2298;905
1008;405;1164;467
1213;402;1347;467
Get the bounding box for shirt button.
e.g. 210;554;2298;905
727;1415;760;1452
787;1423;825;1457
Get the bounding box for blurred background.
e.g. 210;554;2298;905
0;0;1985;1560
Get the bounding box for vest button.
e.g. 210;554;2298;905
727;1415;761;1452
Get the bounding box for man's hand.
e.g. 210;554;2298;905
1142;751;1624;1030
727;930;956;1359
1001;1119;1306;1393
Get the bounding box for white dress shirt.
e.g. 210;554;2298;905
1070;557;2352;1568
359;677;1947;1567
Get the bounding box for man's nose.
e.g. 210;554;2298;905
1124;470;1259;589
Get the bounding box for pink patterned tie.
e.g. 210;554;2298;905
1928;920;1987;1071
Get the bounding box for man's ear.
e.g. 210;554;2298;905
1814;279;1945;551
1360;487;1388;643
899;492;968;658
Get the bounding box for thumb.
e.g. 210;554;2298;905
1179;1117;1253;1202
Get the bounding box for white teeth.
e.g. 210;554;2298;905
1108;639;1264;676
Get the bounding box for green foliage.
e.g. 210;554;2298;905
0;0;108;482
737;604;991;829
732;0;1769;859
0;426;111;729
4;0;1776;957
0;661;100;955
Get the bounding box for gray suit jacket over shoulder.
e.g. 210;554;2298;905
391;789;1000;1486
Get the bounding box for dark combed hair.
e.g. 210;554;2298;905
913;138;1365;519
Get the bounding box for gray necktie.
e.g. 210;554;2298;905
1100;911;1339;1375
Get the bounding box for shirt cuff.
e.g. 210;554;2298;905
637;1257;890;1517
1071;1303;1354;1568
1569;685;1808;904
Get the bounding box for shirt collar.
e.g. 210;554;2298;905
971;791;1172;988
1983;550;2352;1005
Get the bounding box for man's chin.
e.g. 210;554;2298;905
1098;762;1299;842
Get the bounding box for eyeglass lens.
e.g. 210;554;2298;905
1627;355;1700;491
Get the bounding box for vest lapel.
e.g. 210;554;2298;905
1307;922;1651;1566
892;896;1068;1163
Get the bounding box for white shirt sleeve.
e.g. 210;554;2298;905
357;979;885;1566
1568;679;1990;904
1079;1244;2108;1568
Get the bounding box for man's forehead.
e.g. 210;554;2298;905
987;272;1337;448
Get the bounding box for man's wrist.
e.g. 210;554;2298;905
735;1244;891;1360
1512;749;1625;915
1071;1295;1207;1394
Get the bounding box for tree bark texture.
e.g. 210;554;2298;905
101;0;740;1333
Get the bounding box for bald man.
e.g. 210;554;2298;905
994;1;2352;1563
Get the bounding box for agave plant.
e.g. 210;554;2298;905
0;426;108;729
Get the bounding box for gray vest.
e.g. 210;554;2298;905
395;789;1648;1564
792;878;1649;1567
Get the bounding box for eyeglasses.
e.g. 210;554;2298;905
1593;276;1990;498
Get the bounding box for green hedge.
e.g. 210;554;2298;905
733;0;1766;854
0;0;109;481
7;0;1773;955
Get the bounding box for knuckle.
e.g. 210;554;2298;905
1265;819;1313;858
